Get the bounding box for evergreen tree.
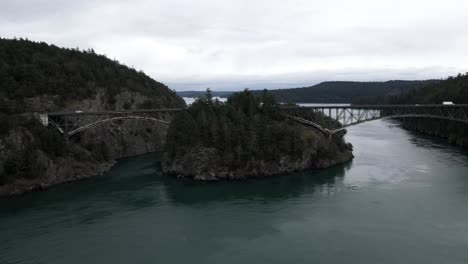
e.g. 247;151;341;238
164;90;333;168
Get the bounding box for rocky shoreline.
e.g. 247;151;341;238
162;130;354;181
163;148;353;181
0;158;115;197
0;128;354;197
0;38;188;197
0;89;183;198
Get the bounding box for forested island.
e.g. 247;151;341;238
162;90;353;180
0;38;185;196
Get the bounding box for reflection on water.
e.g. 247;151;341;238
162;163;352;206
1;119;468;264
0;154;351;222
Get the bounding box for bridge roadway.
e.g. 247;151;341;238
37;104;468;137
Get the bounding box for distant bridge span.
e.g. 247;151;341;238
37;104;468;137
281;104;468;134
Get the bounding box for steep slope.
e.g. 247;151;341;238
0;38;185;195
0;38;184;113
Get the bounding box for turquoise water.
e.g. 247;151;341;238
1;120;468;263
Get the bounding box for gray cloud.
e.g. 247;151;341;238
1;0;467;91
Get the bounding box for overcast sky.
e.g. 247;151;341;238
1;0;468;90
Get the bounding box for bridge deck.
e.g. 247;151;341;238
280;104;468;109
34;104;468;137
46;108;185;116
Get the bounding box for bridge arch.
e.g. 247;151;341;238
43;105;468;137
346;114;466;126
287;113;468;135
45;111;178;138
66;116;170;136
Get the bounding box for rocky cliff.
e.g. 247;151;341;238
0;38;185;196
0;89;184;196
162;128;353;180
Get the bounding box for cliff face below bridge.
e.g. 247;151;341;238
0;89;185;197
0;38;186;196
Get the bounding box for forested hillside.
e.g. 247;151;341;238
379;73;468;104
0;38;185;195
387;73;468;146
0;38;183;114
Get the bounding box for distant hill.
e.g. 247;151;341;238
177;80;437;104
257;81;437;104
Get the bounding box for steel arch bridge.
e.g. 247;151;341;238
41;109;183;138
36;105;468;138
280;104;468;135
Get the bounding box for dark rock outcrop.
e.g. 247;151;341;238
162;128;353;181
0;89;185;196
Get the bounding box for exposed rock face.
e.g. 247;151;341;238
0;89;185;197
60;88;179;160
162;128;353;180
0;38;187;196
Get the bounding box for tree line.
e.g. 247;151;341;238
0;37;180;114
164;90;317;168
